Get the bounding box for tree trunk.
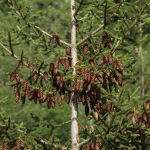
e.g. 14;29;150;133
70;0;78;149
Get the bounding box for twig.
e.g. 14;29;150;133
74;0;84;17
55;120;71;127
76;0;123;47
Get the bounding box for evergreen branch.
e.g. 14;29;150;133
34;26;71;47
74;0;84;17
76;0;123;47
55;120;71;127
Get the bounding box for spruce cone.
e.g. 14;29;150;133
134;115;139;123
126;111;133;119
98;57;104;66
108;51;113;64
83;42;88;55
66;47;71;56
66;79;71;88
138;117;143;127
14;85;18;94
28;60;33;72
118;74;123;85
34;95;37;104
113;60;118;71
84;69;88;81
47;96;51;109
66;93;70;104
15;91;20;102
54;58;59;74
43;95;48;103
65;58;70;70
50;63;54;72
76;22;79;34
18;59;23;70
76;80;80;91
21;92;26;104
81;68;85;77
15;72;20;83
79;54;84;62
22;80;27;92
95;44;99;49
10;71;16;82
86;145;90;150
43;72;49;83
57;94;62;106
85;104;89;116
95;141;100;150
91;72;96;84
146;100;150;108
37;89;43;103
80;80;84;90
102;33;107;44
57;75;60;85
97;74;104;84
87;71;91;82
26;86;29;95
28;89;35;100
60;58;65;66
33;71;38;82
107;38;112;48
118;60;124;72
142;112;148;123
87;82;91;91
89;59;94;65
82;94;86;105
90;142;95;149
52;101;55;109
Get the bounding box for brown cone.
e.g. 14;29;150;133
54;58;59;74
78;92;82;102
108;102;112;111
118;60;124;72
15;72;20;83
86;145;90;150
28;89;35;100
57;75;60;85
47;96;51;109
18;59;23;70
82;94;86;105
97;74;104;84
66;79;71;88
118;74;123;85
60;58;65;66
113;60;118;71
98;57;104;66
14;85;18;94
37;89;43;103
65;58;70;70
83;42;88;55
108;51;113;64
21;92;26;104
28;60;33;72
16;139;21;150
95;141;100;150
135;48;138;57
43;72;49;83
142;112;148;123
66;93;70;104
22;80;27;92
90;142;95;149
33;71;38;82
79;54;84;62
50;63;54;72
10;71;16;82
15;91;20;102
66;47;71;56
57;94;62;106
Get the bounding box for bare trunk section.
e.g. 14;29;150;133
70;0;78;150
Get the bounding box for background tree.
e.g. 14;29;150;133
0;0;150;150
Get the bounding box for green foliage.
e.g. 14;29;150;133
0;0;150;149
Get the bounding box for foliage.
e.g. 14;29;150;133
0;0;150;149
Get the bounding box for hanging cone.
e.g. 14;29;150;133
43;72;49;83
66;79;71;88
22;80;27;92
34;95;37;104
57;75;60;85
60;58;65;66
50;63;54;72
66;47;71;56
28;60;33;72
21;92;26;104
118;74;123;85
91;72;96;84
33;71;38;82
142;112;148;123
52;101;55;109
65;58;70;70
108;51;113;64
97;74;104;84
79;54;84;62
86;145;90;150
126;111;133;119
18;59;23;70
76;80;80;91
95;141;100;150
135;48;138;57
79;80;84;90
43;95;48;103
54;58;59;74
95;87;100;99
14;84;18;94
113;60;118;71
90;142;95;149
102;33;107;44
87;82;91;91
107;38;112;48
95;44;99;49
15;72;20;83
15;91;20;102
26;86;29;95
87;71;91;82
118;60;124;72
85;104;89;116
83;42;88;55
16;139;21;150
98;57;104;66
57;94;62;106
108;102;112;111
10;71;16;82
89;59;94;65
28;89;35;101
37;89;43;103
66;93;70;104
82;93;86;105
47;96;51;109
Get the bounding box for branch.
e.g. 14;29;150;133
4;2;71;47
74;0;84;17
55;120;71;127
76;0;123;47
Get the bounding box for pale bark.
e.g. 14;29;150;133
70;0;78;149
